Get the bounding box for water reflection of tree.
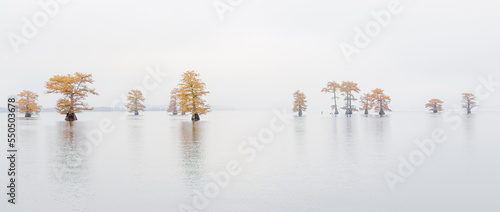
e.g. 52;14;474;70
462;114;476;153
293;116;306;162
128;118;145;182
49;121;90;211
180;121;205;191
342;116;357;162
371;115;389;157
375;116;389;142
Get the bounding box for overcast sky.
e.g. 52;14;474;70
1;0;499;112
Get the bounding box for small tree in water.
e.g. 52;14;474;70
167;88;180;115
462;93;477;114
321;81;341;114
425;99;443;113
126;89;146;115
45;72;98;121
372;88;391;115
17;90;41;117
177;71;211;121
340;81;360;115
293;90;307;116
360;93;374;115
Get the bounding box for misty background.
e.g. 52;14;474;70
1;0;499;112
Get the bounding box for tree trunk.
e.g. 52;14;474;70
173;112;178;115
191;113;200;121
364;109;368;115
298;110;302;117
65;113;77;121
25;112;32;117
134;110;139;115
433;110;438;113
467;104;471;114
333;93;339;114
379;109;385;115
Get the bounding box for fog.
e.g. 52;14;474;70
1;0;499;111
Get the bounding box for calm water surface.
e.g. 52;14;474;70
1;111;499;211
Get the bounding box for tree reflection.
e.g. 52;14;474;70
48;121;90;211
293;116;307;160
180;121;205;191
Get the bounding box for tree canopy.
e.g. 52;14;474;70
167;88;180;115
293;90;307;116
126;89;146;115
462;93;477;114
45;72;98;120
17;90;41;117
372;88;391;115
425;99;444;113
322;81;341;114
177;70;211;121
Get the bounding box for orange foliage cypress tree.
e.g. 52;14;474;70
126;89;146;115
167;88;180;115
177;71;210;121
360;93;374;114
340;81;360;115
17;90;41;117
462;93;477;114
293;90;307;116
45;72;98;121
372;88;391;115
321;81;341;114
425;99;444;113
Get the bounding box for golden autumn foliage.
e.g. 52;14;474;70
177;71;210;121
360;93;375;114
340;81;360;114
462;93;477;114
167;88;180;115
126;89;146;115
45;72;98;121
17;90;41;117
321;81;341;114
372;88;391;115
425;99;444;113
293;90;307;116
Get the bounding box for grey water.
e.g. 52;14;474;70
1;111;499;212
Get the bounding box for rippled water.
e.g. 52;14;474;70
1;111;499;211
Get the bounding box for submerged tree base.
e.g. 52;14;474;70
433;110;438;113
173;112;178;115
134;111;139;116
298;110;303;117
364;109;368;115
192;113;200;121
379;109;385;115
334;108;339;115
25;112;32;118
65;113;78;121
